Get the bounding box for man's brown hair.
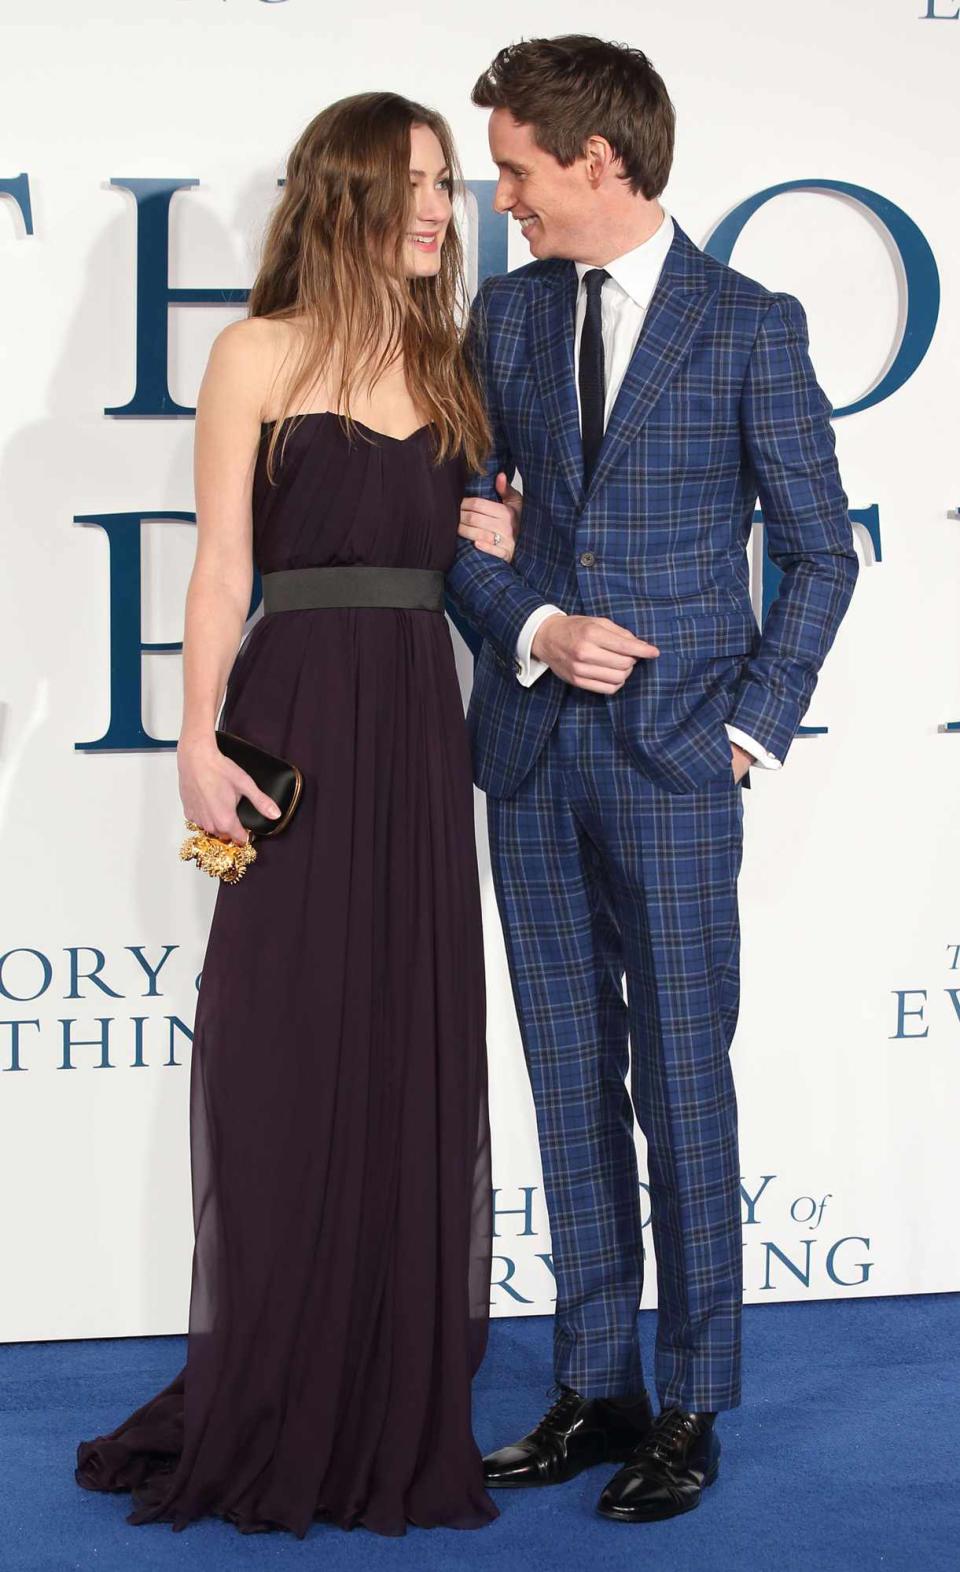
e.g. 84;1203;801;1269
472;35;675;200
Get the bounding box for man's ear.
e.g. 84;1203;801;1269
583;135;617;184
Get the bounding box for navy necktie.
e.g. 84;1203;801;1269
578;267;609;485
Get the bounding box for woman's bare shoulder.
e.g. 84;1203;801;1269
202;315;305;418
209;314;299;369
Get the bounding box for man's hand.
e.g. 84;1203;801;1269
532;614;659;694
458;472;522;563
731;742;754;783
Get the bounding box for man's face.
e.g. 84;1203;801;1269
488;107;595;261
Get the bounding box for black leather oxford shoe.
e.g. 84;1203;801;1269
597;1408;720;1522
483;1386;654;1489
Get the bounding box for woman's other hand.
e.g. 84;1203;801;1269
458;471;522;563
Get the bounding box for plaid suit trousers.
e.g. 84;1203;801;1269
488;687;745;1411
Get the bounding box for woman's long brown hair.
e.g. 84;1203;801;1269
248;91;491;480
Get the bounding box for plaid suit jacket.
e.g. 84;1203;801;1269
446;221;859;798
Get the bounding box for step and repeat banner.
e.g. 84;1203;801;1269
1;0;957;1341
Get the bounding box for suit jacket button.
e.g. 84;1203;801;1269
579;551;596;567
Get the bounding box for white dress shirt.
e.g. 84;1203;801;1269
513;209;779;771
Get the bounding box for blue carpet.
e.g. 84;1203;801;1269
1;1296;957;1571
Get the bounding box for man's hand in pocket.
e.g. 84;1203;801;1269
731;742;754;783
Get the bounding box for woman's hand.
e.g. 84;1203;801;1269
177;733;281;846
458;471;522;563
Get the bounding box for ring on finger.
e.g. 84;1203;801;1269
493;531;502;546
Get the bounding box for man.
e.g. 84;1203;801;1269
448;36;858;1522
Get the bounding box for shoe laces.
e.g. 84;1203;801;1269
641;1408;698;1464
530;1385;584;1443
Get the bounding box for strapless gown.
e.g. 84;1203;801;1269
75;414;497;1538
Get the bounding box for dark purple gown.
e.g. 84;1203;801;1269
75;414;497;1538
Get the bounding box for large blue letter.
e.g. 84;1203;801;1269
107;179;249;417
74;510;261;751
74;511;196;749
705;181;940;417
0;174;32;234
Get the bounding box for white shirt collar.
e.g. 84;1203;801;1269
574;210;675;308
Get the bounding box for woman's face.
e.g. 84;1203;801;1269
402;122;453;279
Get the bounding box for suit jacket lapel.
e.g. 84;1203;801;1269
584;223;713;506
529;261;584;510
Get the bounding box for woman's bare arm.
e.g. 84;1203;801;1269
177;319;284;843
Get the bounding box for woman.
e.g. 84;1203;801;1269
75;92;516;1538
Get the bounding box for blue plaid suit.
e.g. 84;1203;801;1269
447;222;857;1410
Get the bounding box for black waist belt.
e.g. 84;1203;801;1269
261;566;445;614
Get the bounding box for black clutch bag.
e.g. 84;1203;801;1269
214;729;303;836
179;730;303;884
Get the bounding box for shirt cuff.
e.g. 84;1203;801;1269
515;606;566;686
725;724;782;771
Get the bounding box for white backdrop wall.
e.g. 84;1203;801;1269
1;0;958;1342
